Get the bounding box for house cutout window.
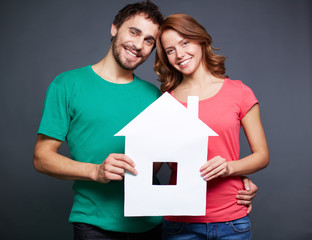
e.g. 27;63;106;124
152;162;177;185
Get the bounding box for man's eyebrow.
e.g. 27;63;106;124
129;27;155;42
129;27;142;34
146;35;156;43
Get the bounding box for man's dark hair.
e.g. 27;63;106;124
113;0;164;29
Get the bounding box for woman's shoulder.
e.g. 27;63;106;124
223;78;256;101
225;78;243;87
225;78;254;92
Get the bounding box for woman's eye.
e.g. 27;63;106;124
182;41;189;47
166;49;174;55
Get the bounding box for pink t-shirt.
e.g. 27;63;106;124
165;78;258;223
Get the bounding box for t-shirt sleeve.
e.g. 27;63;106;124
239;83;258;120
37;77;71;141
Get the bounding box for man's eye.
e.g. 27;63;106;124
130;30;137;36
146;39;154;46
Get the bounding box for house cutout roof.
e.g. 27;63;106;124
115;92;218;216
116;92;217;137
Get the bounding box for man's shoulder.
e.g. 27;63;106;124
51;65;90;87
133;75;160;92
56;65;89;80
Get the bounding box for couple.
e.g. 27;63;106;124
33;1;269;240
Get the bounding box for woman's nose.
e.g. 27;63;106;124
176;47;185;59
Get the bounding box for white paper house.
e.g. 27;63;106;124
115;92;218;216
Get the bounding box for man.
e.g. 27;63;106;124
33;1;257;239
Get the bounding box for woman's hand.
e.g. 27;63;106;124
200;156;231;181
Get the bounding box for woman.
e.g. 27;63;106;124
154;14;269;240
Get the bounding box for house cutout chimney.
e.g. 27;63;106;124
187;96;199;117
152;97;197;186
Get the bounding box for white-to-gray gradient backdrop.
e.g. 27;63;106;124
1;0;311;239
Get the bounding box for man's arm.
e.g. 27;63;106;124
33;134;137;183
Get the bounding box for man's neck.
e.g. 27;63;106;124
92;48;134;84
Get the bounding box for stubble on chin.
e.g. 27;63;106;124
112;40;143;70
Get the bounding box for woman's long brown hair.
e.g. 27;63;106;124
154;14;228;92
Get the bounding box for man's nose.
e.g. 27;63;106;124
133;37;144;50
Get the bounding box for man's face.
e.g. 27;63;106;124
111;13;159;71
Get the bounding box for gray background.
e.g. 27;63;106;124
1;0;311;239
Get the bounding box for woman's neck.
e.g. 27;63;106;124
173;68;225;102
179;66;220;89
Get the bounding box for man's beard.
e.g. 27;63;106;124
112;36;146;71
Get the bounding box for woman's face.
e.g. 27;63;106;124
160;29;203;77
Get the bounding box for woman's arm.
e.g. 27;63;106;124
200;104;269;181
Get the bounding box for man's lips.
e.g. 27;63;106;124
125;47;140;58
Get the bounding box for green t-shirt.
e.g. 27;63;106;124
38;65;162;233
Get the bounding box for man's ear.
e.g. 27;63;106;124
111;24;117;37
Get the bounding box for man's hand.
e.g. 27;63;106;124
237;176;258;214
95;154;137;183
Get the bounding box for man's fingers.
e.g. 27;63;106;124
247;204;252;214
111;160;137;175
241;176;251;191
237;197;251;204
111;154;136;167
104;164;126;176
96;154;138;183
101;171;124;182
106;154;138;175
236;192;256;201
120;164;138;175
237;200;253;214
